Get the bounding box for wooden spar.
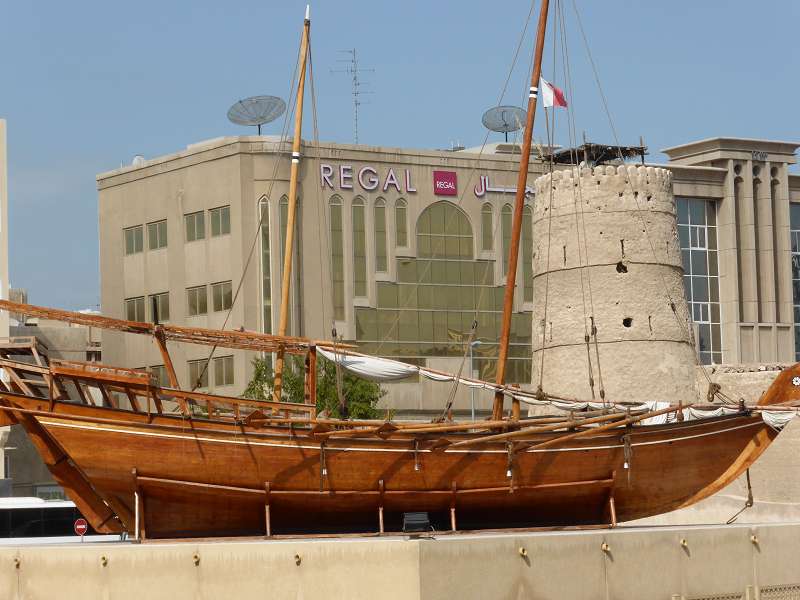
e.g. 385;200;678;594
0;299;351;354
273;7;312;402
493;0;551;421
450;410;627;448
515;405;681;452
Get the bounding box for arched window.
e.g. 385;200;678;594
481;203;493;252
353;198;367;297
395;198;408;247
523;205;533;302
355;199;532;383
501;204;512;275
259;197;272;334
416;201;472;259
374;198;387;272
329;196;345;320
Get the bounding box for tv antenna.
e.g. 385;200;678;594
331;49;374;144
482;105;527;142
227;95;286;135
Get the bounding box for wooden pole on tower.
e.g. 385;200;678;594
493;0;550;421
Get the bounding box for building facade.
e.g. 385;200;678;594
0;120;11;492
96;136;800;414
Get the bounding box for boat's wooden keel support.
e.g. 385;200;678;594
264;482;272;538
133;468;147;541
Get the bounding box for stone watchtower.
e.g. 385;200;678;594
530;165;696;405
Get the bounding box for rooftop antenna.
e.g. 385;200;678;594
331;49;374;144
227;95;287;135
482;106;527;143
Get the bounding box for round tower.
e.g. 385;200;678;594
530;164;696;405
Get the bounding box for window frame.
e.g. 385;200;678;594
148;292;170;323
186;285;208;317
124;225;144;256
147;219;168;250
187;359;209;390
213;355;235;387
210;205;231;237
124;296;145;322
211;280;233;312
184;211;205;243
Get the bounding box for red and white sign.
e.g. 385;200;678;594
433;170;457;196
74;518;88;537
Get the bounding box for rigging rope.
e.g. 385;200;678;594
189;28;304;392
566;0;719;400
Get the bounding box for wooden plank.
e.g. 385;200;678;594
125;387;142;412
154;327;180;389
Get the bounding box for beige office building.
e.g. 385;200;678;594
96;135;800;413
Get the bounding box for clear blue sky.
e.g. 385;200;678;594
2;0;799;309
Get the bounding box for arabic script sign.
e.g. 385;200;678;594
473;175;534;198
433;171;457;196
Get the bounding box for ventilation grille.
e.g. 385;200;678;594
761;585;800;600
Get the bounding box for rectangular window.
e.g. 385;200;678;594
260;200;272;334
149;365;170;388
791;204;800;361
395;201;408;247
677;197;722;364
186;285;207;316
374;202;387;272
211;281;233;312
210;205;231;237
124;225;144;255
148;292;170;323
147;219;168;250
125;296;145;322
330;199;345;320
214;355;234;387
188;359;209;389
184;211;205;242
353;201;367;296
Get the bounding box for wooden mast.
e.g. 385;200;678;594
273;6;311;402
492;0;550;421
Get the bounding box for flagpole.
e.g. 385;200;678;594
492;0;550;421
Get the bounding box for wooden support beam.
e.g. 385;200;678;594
154;326;180;390
124;387;142;412
305;345;317;408
608;493;617;528
133;468;146;541
264;482;272;538
4;366;35;397
450;482;457;532
72;379;90;405
98;383;117;409
378;479;385;534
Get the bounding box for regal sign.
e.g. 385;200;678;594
320;164;417;194
433;170;457;196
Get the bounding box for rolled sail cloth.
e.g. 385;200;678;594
317;348;419;381
761;410;795;431
317;348;499;388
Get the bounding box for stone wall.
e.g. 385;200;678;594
531;165;696;404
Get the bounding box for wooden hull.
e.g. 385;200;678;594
3;396;779;538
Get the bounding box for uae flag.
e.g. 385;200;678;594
540;78;568;108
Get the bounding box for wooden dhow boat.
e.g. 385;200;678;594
0;299;796;537
0;3;797;539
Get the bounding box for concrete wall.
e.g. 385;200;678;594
2;524;800;599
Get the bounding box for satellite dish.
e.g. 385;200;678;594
482;105;527;142
227;95;286;135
